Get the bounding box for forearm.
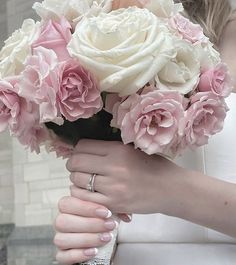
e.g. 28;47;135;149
163;169;236;238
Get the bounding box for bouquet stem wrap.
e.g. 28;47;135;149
79;215;119;265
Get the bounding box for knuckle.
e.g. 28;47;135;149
58;196;70;212
66;155;77;171
69;173;75;183
117;166;129;180
114;184;126;196
54;233;65;249
66;158;72;171
66;161;72;173
55;214;68;231
70;186;82;198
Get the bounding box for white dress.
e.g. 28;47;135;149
113;93;236;265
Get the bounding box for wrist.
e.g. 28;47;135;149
159;165;195;218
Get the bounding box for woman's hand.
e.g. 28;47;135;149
54;196;120;264
65;139;236;238
67;139;185;214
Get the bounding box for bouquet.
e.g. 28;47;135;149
0;0;233;264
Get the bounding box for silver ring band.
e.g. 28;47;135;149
86;173;96;192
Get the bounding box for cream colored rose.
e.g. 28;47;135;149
155;39;200;94
195;41;221;72
33;0;113;25
0;19;40;78
68;7;176;96
144;0;183;18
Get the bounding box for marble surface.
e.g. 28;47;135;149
5;226;58;265
0;224;14;265
0;239;7;265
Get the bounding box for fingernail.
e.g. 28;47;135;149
125;214;132;222
104;220;119;230
99;232;113;242
84;248;98;257
95;208;112;219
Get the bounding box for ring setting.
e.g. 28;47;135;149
86;173;96;192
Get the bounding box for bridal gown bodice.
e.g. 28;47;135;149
113;93;236;265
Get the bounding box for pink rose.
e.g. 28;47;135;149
32;17;72;62
19;47;102;124
0;80;20;132
112;89;187;156
57;60;102;121
9;97;48;153
0;78;45;152
18;47;63;125
169;14;207;44
0;80;53;153
198;63;233;97
184;92;228;147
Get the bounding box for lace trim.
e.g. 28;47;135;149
75;258;111;265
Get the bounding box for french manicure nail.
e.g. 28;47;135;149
95;208;112;219
100;232;113;242
84;248;98;257
104;220;119;230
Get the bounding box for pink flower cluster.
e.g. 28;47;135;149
0;18;102;155
107;63;232;157
0;2;233;159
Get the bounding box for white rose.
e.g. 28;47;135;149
68;7;176;96
144;0;183;18
0;19;40;78
195;41;221;72
155;39;200;94
33;0;113;25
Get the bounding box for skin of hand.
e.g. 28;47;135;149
67;139;236;238
54;196;123;264
67;139;182;214
54;139;180;264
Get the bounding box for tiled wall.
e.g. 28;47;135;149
0;0;71;227
13;140;70;226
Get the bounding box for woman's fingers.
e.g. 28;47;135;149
54;232;113;250
69;172;109;194
54;197;118;265
66;153;107;175
70;186;108;206
55;213;118;233
58;196;111;218
74;139;113;156
56;248;98;265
